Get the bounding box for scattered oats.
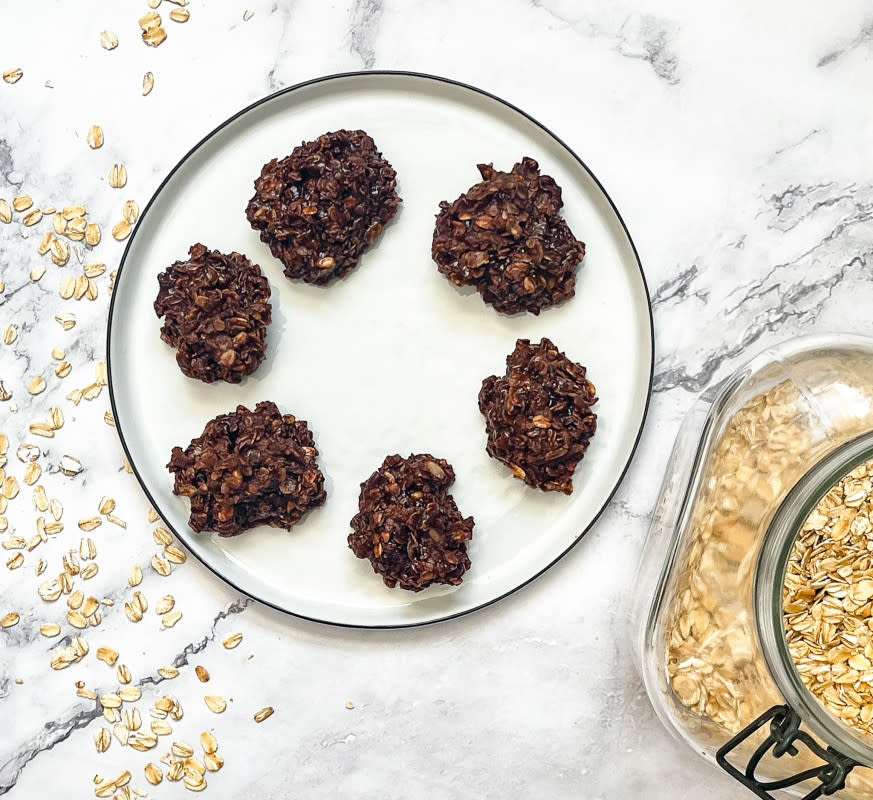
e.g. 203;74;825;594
125;707;140;730
78;686;97;700
7;552;24;569
35;558;46;575
104;410;115;426
94;727;111;753
0;199;10;223
37;232;54;255
59;455;83;476
49;407;63;429
194;666;209;682
169;7;189;22
1;612;19;628
243;9;254;21
167;761;184;781
148;508;159;523
142;71;154;96
117;663;132;684
0;382;10;401
106;514;127;528
22;208;42;227
55;312;76;330
97;647;119;666
81;562;98;580
129;566;142;587
38;579;61;601
86;277;98;301
203;695;225;713
3;68;23;84
100;693;122;709
29;422;53;438
82;383;103;401
158;665;179;679
100;30;119;50
51;500;62;523
79;517;102;532
74;274;88;300
125;602;143;623
13;194;32;212
123;200;139;224
253;706;274;723
204;751;223;771
52;213;66;235
345;701;355;710
123;457;132;473
151;554;171;576
52;239;70;268
2;535;24;549
133;591;148;613
116;770;131;788
63;550;80;575
44;81;52;89
27;377;46;395
84;262;105;279
152;527;172;546
120;686;142;702
85;223;101;246
59;275;75;299
2;476;19;499
139;11;162;30
94;778;116;798
144;764;162;785
87;125;104;149
33;485;48;510
66;216;87;240
68;610;87;629
155;595;175;615
3;324;17;344
30;264;46;281
148;0;161;7
161;610;182;629
67;589;84;610
222;633;242;650
99;497;115;515
82;596;99;617
129;731;158;751
67;389;83;404
200;732;217;754
164;547;186;565
113;723;129;747
23;462;40;485
172;741;194;759
40;622;60;637
59;572;73;593
109;164;127;189
80;537;96;560
112;220;131;240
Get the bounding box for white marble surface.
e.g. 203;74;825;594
2;1;873;797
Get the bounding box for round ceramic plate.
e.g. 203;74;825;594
108;71;653;628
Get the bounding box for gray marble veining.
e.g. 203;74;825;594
1;0;873;797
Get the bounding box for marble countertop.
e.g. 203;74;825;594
3;1;873;797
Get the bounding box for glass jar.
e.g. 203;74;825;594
635;334;873;798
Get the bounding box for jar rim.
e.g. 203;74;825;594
756;428;873;766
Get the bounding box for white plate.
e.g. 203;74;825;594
107;72;653;628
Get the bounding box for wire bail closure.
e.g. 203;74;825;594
716;705;859;799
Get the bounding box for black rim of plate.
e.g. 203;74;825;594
106;70;656;629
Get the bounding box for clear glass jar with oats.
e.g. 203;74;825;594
635;335;873;799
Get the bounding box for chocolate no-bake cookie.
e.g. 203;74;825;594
167;401;326;536
478;337;597;494
245;129;400;285
154;243;272;384
348;454;474;592
432;157;585;315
